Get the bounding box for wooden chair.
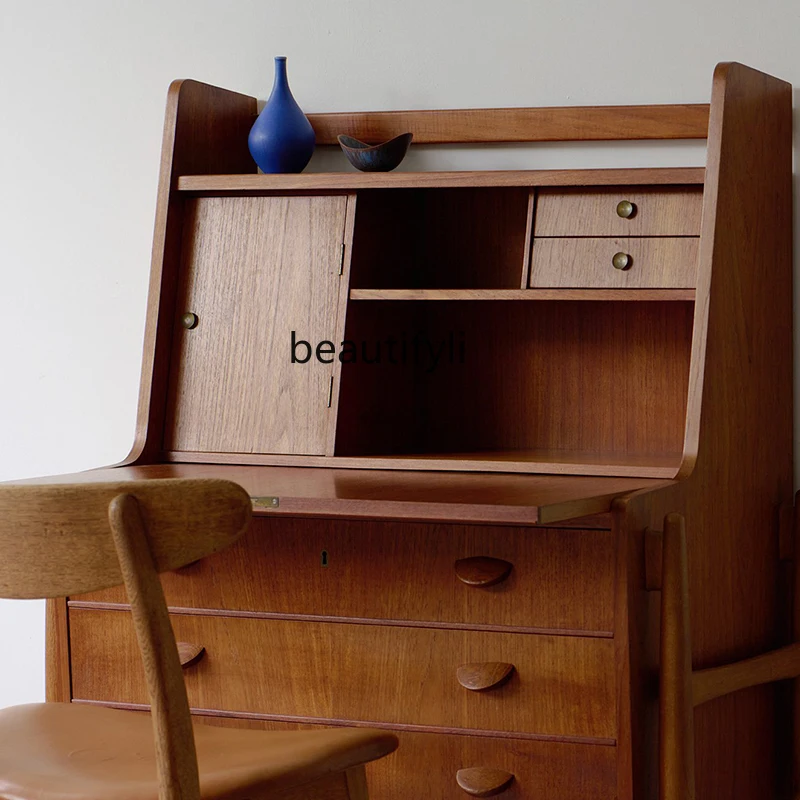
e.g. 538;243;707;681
0;478;397;800
659;512;800;800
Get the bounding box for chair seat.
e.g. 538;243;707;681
0;703;398;800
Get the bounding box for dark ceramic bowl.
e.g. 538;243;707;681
337;133;413;172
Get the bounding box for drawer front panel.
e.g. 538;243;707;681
196;715;618;800
69;609;616;739
535;188;703;237
530;237;698;289
76;518;615;635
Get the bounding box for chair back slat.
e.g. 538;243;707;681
0;478;251;598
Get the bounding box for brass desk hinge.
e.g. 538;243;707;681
251;496;279;511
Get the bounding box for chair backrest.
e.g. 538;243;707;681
0;478;251;599
0;477;252;800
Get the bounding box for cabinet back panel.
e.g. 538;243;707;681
349;188;530;289
165;196;348;456
336;301;692;463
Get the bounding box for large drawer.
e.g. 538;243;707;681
75;517;615;635
69;609;616;740
530;236;698;289
535;187;703;237
195;716;618;800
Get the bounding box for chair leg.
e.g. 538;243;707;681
660;512;695;800
345;766;369;799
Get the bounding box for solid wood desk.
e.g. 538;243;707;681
37;62;795;800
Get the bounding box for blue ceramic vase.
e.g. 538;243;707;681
248;56;315;173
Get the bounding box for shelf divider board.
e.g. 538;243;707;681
349;289;696;301
176;167;706;193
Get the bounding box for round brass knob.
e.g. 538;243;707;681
612;252;632;270
181;312;199;330
616;200;636;219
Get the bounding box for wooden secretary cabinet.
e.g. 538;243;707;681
40;62;796;799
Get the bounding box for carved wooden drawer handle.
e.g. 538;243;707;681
177;642;205;668
456;768;515;797
457;662;515;691
454;557;512;587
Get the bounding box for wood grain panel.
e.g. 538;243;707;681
336;301;692;474
349;288;696;301
534;188;703;237
176;167;706;193
69;610;616;740
530;237;698;289
122;80;257;465
81;712;617;800
165;195;349;456
75;518;616;635
212;718;617;799
306;103;710;144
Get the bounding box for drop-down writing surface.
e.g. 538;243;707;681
8;463;674;525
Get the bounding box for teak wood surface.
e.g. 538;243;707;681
533;187;703;238
166;195;351;456
529;237;699;289
72;516;616;636
184;715;620;800
34;62;795;800
70;608;616;741
306;103;710;144
176;167;706;193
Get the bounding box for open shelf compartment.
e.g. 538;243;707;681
349;188;532;290
334;299;694;477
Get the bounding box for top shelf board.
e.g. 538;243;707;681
5;464;674;526
177;167;706;193
307;104;711;145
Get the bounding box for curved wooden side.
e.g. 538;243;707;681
120;80;257;466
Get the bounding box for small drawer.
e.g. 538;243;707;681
197;716;618;800
69;609;616;740
534;187;702;237
75;517;615;635
530;237;698;289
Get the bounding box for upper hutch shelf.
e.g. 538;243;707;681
108;72;767;483
349;289;696;301
176;167;706;192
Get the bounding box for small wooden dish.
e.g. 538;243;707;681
337;133;413;172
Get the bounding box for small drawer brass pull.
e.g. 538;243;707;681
457;662;515;691
181;312;199;329
177;642;206;668
612;252;632;270
616;199;636;218
456;768;515;797
454;557;512;587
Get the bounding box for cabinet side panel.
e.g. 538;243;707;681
124;81;257;465
684;64;793;800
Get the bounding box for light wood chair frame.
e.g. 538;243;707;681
0;478;392;800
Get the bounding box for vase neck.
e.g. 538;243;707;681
271;57;290;97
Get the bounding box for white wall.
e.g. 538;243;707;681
0;0;797;706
